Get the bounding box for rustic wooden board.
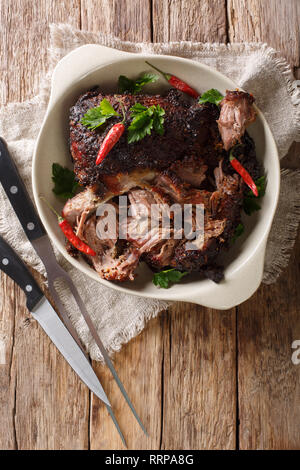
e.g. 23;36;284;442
228;0;300;71
81;0;152;42
0;274;17;449
237;232;300;450
152;0;227;43
0;0;299;450
160;304;236;450
0;0;80;104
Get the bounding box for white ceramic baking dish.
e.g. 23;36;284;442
32;44;280;309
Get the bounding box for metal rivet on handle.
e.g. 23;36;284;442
2;258;9;266
27;222;35;231
25;285;33;292
10;186;18;194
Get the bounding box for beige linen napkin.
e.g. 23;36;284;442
0;24;299;360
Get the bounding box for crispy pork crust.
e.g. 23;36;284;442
69;88;222;188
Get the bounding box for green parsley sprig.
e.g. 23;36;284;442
153;269;188;289
231;222;245;243
243;175;266;215
52;163;79;201
198;88;224;106
81;98;119;131
118;72;158;94
127;103;165;144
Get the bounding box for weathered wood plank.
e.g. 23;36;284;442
237;232;300;449
228;0;300;450
153;0;227;43
160;304;237;450
0;274;17;449
0;0;90;450
228;0;300;70
0;0;81;105
81;0;152;42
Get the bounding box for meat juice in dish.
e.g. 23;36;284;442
58;73;262;287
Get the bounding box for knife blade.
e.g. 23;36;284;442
0;235;110;407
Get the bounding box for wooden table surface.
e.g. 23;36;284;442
0;0;299;450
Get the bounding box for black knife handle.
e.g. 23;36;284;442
0;236;43;311
0;138;46;241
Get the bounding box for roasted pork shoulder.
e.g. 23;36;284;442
70;88;222;187
64;87;259;283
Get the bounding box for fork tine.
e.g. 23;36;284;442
64;276;148;437
106;404;127;448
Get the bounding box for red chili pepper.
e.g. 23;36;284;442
96;122;125;165
96;99;126;165
59;218;96;256
229;152;258;196
41;198;96;256
145;61;199;98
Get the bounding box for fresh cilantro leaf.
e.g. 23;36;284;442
118;72;158;94
243;198;261;215
153;269;188;289
81;107;109;129
127;112;153;143
81;98;119;130
243;175;267;215
231;223;245;243
152;104;165;136
118;75;135;93
99;98;118;116
52;163;79;200
134;72;158;92
198;88;224;106
127;103;165;143
129;102;148;117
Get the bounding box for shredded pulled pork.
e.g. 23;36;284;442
62;157;242;283
217;90;256;151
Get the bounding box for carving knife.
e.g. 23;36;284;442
0;137;146;438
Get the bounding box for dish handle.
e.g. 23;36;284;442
186;240;267;310
49;44;133;106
